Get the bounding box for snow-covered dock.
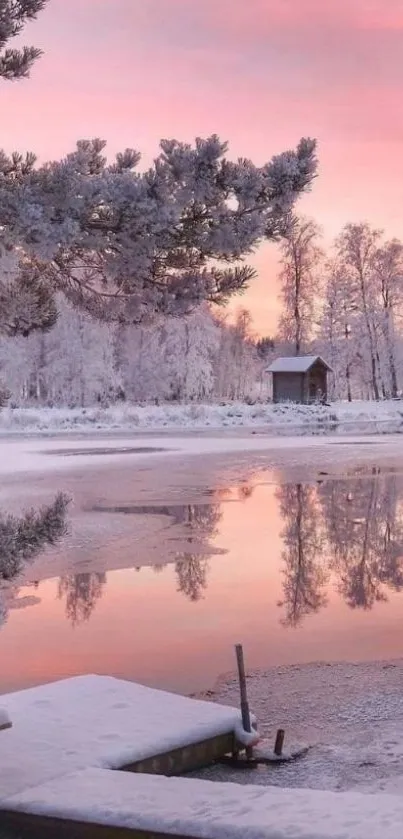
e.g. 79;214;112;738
2;674;403;839
2;766;403;839
0;675;255;800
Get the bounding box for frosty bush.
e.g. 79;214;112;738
0;491;70;581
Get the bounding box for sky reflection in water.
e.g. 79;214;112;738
1;467;403;694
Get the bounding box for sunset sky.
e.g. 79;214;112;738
4;0;403;334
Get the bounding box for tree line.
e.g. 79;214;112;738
278;219;403;401
0;299;274;406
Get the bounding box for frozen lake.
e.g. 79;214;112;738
1;433;403;696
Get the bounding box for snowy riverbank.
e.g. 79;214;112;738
195;660;403;795
1;399;403;435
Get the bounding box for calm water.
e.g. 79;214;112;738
1;456;403;695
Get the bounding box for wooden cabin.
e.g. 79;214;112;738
266;356;332;404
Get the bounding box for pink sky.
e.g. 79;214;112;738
4;0;403;334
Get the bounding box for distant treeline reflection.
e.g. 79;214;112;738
277;469;403;626
58;476;403;626
5;474;402;630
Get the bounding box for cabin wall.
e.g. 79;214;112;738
273;373;304;403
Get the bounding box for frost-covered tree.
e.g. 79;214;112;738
372;239;403;398
0;136;317;332
156;308;220;401
318;260;365;401
0;0;48;80
0;300;266;407
335;223;384;400
213;308;259;400
318;225;403;400
278;217;323;355
0;297;118;406
256;336;275;360
114;306;220;403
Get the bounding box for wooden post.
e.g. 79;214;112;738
235;644;253;759
274;728;285;757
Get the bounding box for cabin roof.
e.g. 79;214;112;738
265;355;333;374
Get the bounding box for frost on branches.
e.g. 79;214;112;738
318;224;403;401
0;491;70;630
0;1;48;80
0;136;317;333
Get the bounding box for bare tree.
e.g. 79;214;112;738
319;260;364;401
278;217;323;356
372;239;403;398
335;223;384;400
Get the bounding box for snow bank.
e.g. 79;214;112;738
0;399;403;435
0;675;246;799
4;766;403;839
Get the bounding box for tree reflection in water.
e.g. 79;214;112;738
278;472;403;625
0;492;70;628
90;500;223;605
39;475;403;628
58;572;107;626
172;503;222;601
175;553;209;601
319;470;403;610
276;484;329;627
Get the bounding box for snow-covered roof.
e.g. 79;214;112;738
265;355;332;374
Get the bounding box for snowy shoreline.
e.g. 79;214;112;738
0;399;403;436
194;658;403;795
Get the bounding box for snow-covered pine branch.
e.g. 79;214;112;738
0;0;48;80
0;136;317;332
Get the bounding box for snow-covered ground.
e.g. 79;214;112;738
1;399;403;435
194;660;403;795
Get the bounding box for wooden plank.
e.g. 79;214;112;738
0;810;191;839
120;731;235;775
